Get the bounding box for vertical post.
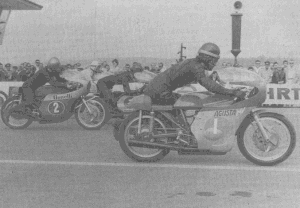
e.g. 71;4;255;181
0;9;11;45
231;1;243;67
177;43;186;63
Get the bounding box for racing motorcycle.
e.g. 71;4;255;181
1;81;106;130
115;68;296;166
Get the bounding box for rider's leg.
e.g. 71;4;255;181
21;87;40;116
22;87;35;108
96;78;121;114
96;79;113;103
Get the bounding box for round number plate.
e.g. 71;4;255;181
48;101;65;115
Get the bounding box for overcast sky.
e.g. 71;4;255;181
1;0;300;64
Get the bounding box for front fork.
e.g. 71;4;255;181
75;95;97;113
251;110;277;148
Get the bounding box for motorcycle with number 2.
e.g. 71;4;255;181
115;68;296;166
1;81;107;130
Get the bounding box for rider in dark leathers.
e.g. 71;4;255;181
96;62;144;114
143;43;244;105
20;57;68;116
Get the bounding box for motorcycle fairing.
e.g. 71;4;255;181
190;107;253;152
174;92;234;109
35;84;89;120
38;98;77;121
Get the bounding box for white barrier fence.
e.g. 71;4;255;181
0;82;300;107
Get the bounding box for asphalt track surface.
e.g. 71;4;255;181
0;108;300;207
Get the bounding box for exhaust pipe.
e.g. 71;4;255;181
128;140;196;151
128;140;227;155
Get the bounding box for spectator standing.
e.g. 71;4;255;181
272;65;286;84
158;62;167;73
252;60;262;74
105;64;110;72
272;62;279;71
124;64;130;71
282;60;289;70
0;67;5;81
258;61;273;83
286;59;299;84
34;59;43;73
11;66;18;81
150;63;157;73
110;59;120;73
17;68;28;81
4;63;12;80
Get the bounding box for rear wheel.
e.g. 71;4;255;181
75;96;111;130
237;112;296;166
118;111;170;162
1;96;33;129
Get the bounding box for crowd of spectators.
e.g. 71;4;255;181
0;59;43;81
220;59;299;85
0;58;167;82
2;57;298;86
247;59;298;84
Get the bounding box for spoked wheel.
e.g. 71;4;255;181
75;96;111;130
238;112;296;166
1;96;33;129
119;111;170;162
0;91;7;108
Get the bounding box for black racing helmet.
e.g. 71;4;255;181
198;43;220;59
47;57;61;71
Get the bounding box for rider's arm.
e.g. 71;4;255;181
48;73;67;87
122;75;132;94
196;69;234;96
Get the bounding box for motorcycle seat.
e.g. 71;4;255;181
127;94;152;111
35;85;71;97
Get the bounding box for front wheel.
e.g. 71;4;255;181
1;96;33;129
75;96;111;130
0;91;8;108
237;112;296;166
118;111;170;162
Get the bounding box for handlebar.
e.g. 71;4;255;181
233;86;256;102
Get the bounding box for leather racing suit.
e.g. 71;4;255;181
143;57;236;105
22;67;68;108
96;70;142;110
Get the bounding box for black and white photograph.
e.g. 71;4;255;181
0;0;300;207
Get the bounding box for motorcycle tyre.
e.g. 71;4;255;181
0;91;8;107
1;96;33;130
118;111;170;162
237;112;296;166
75;96;111;130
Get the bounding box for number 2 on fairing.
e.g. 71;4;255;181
48;101;65;115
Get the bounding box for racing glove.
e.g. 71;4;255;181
231;89;246;99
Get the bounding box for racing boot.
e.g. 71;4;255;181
24;104;41;119
108;99;124;119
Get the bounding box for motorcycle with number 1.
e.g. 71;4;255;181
115;68;296;166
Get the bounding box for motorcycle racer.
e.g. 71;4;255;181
143;42;245;105
96;62;144;115
19;57;70;117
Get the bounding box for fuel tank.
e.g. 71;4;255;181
174;92;234;109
